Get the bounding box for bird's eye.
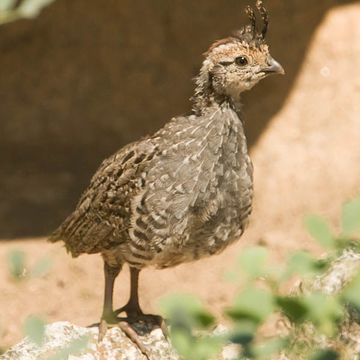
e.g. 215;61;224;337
235;56;248;66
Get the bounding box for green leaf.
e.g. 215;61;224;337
159;294;214;329
341;198;360;236
342;273;360;308
192;336;223;360
303;293;343;336
228;326;254;347
170;329;192;358
227;287;274;324
0;0;16;11
286;251;319;277
23;315;45;346
169;325;223;360
18;0;56;18
30;256;52;278
160;294;202;316
305;215;334;249
7;249;26;280
310;349;340;360
237;246;268;278
48;336;89;360
253;337;288;359
276;296;308;324
194;311;215;328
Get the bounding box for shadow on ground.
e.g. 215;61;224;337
0;0;354;237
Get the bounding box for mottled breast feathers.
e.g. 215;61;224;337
50;105;253;268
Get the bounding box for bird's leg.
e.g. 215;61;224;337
98;262;120;340
115;267;142;317
99;264;151;358
115;267;168;338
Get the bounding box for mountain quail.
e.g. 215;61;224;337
50;0;284;356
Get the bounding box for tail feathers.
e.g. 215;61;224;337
48;227;83;258
48;211;115;258
48;213;74;243
48;227;64;243
47;214;84;257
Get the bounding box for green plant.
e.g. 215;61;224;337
23;315;89;359
160;198;360;359
0;0;56;25
5;249;51;351
160;294;223;360
5;250;89;359
23;315;46;346
47;335;89;360
7;249;52;281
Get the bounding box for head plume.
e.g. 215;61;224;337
205;1;270;56
234;0;269;43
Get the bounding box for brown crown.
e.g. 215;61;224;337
206;0;269;55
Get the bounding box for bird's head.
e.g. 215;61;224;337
193;1;284;111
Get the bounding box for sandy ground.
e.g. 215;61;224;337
1;3;360;350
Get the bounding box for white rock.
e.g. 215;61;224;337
3;251;360;360
1;321;179;360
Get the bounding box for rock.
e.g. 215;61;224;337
3;251;360;360
285;250;360;360
1;321;238;360
309;249;360;296
1;321;179;360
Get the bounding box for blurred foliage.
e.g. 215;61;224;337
48;335;89;360
7;249;26;279
0;0;55;25
160;294;222;360
23;314;89;359
7;249;52;281
160;198;360;359
342;199;360;237
5;249;89;358
23;315;45;346
4;198;360;358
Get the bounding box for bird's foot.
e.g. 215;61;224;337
99;316;150;359
115;304;168;339
114;301;143;317
98;312;117;342
132;313;168;339
98;312;167;360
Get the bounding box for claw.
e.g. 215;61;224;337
114;303;168;338
98;318;108;342
159;317;169;340
97;313;168;359
118;321;150;359
97;316;151;359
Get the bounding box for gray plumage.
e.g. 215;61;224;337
49;1;284;352
51;105;253;269
50;3;285;272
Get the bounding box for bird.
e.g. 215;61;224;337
50;0;284;356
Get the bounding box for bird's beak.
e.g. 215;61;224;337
262;57;285;75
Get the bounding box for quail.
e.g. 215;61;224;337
50;0;284;356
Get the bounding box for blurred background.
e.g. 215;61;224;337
0;0;359;350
